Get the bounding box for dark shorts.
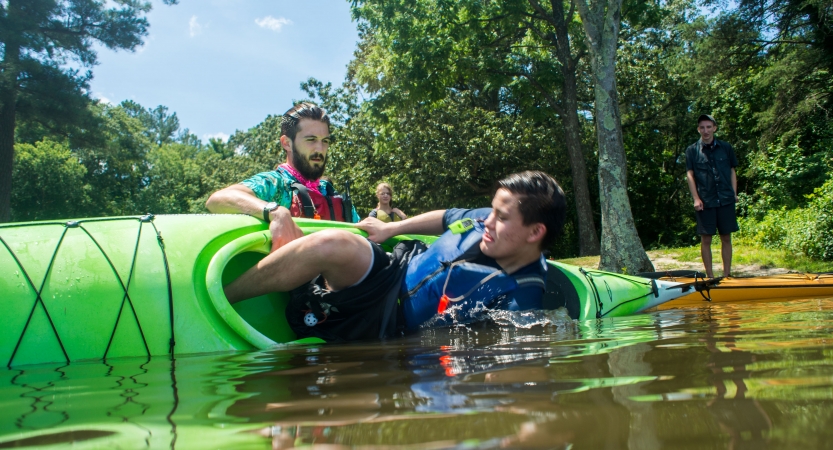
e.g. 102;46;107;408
362;240;391;282
696;203;739;236
286;240;427;342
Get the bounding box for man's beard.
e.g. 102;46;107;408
291;148;328;180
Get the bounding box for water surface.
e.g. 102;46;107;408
1;298;832;449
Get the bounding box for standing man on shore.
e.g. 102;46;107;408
685;114;740;278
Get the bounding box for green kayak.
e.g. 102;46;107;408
0;214;693;367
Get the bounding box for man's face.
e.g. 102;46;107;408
480;188;541;260
697;120;716;144
287;119;330;180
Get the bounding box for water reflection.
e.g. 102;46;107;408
0;298;832;448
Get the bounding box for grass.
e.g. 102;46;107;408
555;241;833;274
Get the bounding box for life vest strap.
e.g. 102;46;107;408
290;182;317;218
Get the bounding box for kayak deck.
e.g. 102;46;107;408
657;273;833;309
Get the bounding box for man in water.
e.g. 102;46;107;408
685;114;740;278
206;102;359;251
224;171;566;340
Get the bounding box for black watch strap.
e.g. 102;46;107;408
262;202;278;222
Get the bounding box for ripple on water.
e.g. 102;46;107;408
1;298;832;448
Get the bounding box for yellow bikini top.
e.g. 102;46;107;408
373;209;402;223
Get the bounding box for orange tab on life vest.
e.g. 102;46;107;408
313;211;321;220
437;294;449;313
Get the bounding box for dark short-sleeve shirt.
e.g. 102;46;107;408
685;139;738;208
441;207;547;311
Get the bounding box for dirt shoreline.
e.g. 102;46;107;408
647;250;790;277
559;250;793;277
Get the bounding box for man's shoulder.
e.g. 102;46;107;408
239;168;295;192
714;139;734;150
514;254;548;278
442;207;492;230
685;141;700;157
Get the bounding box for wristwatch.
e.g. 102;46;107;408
262;202;279;222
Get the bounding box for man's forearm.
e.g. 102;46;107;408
685;170;700;201
384;210;446;236
206;186;270;218
731;168;738;196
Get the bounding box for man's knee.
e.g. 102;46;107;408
719;234;731;243
304;229;366;260
701;235;713;245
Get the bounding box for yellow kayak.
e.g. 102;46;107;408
641;271;833;309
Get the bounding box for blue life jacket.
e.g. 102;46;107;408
401;220;546;331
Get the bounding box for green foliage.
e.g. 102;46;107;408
6;0;833;266
10;139;89;222
741;139;830;218
120;100;182;146
139;144;210;214
738;178;833;261
74;104;154;216
226;115;283;169
0;0;178;221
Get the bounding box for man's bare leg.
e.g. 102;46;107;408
701;234;714;278
224;229;373;304
720;233;732;277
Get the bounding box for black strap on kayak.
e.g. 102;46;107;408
146;215;176;355
2;230;71;368
695;274;721;301
579;268;661;318
0;216;175;367
78;221;151;361
580;268;604;318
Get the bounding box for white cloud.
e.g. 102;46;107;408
189;16;203;37
255;16;292;32
93;93;112;105
204;132;230;142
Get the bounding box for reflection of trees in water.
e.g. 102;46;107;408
703;307;772;450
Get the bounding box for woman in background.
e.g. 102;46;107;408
368;182;407;222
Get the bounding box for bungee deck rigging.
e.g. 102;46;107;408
1;215;175;368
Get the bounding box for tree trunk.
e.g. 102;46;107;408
0;44;20;223
576;0;653;273
561;68;600;256
530;0;600;256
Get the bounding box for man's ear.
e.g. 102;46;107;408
280;135;293;154
527;223;547;244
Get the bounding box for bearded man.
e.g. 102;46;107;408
207;103;359;250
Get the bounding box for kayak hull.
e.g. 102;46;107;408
1;214;688;367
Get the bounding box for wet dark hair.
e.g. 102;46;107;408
497;171;567;249
281;102;331;141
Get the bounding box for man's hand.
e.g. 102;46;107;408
269;207;304;252
693;198;704;211
357;217;396;243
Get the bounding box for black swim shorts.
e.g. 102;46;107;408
696;203;739;236
286;240;427;342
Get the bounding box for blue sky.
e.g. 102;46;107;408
90;0;359;142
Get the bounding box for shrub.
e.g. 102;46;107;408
739;178;833;261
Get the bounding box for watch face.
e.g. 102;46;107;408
263;202;279;221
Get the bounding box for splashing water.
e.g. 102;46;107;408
488;307;574;329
